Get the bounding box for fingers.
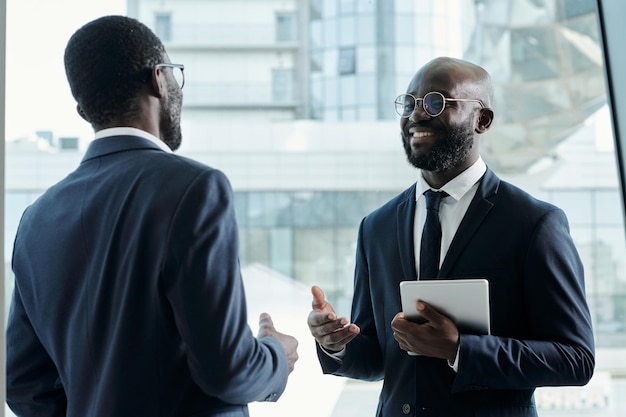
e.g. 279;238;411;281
308;285;359;352
307;310;346;336
287;341;299;373
308;285;338;328
259;312;274;328
311;286;327;311
391;304;460;359
318;324;360;352
415;301;445;326
390;312;409;334
308;309;340;326
258;314;300;374
257;313;279;339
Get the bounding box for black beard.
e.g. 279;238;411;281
160;81;183;151
402;117;474;172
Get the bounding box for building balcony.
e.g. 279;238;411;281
163;22;299;51
183;81;300;110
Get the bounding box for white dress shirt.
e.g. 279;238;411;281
93;127;172;153
414;158;487;278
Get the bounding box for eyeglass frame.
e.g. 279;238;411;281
394;91;485;118
155;63;185;89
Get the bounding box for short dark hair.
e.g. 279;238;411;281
64;15;165;129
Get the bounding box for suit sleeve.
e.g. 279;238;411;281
452;208;595;392
162;169;288;404
6;283;68;417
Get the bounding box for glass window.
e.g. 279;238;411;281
357;74;376;105
323;18;338;48
551;190;592;226
292;192;336;226
322;0;337;18
594;190;624;226
558;0;597;20
269;228;293;277
155;13;172;42
356;14;375;45
340;75;356;106
241;228;270;266
311;20;323;48
311;49;323;72
324;76;339;106
356;46;376;73
338;0;356;15
395;46;415;78
338;47;356;75
589;227;626;348
247;192;293;227
395;14;416;45
310;0;322;20
358;105;377;120
395;0;414;13
272;69;293;102
357;0;376;13
324;107;339;121
511;27;560;82
294;228;335;288
276;12;297;42
341;107;356;120
338;16;355;46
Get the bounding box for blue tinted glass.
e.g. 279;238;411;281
424;92;445;114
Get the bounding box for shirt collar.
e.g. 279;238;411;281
93;127;172;153
416;157;487;201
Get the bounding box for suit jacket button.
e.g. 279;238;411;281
402;403;411;414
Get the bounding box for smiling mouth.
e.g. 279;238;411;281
412;131;435;138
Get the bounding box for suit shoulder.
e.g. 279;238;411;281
158;152;216;173
150;152;231;184
494;180;565;223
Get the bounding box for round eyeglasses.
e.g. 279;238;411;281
156;63;185;89
394;92;484;118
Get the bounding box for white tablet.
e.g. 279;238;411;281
399;279;491;335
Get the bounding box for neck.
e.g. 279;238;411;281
422;157;478;189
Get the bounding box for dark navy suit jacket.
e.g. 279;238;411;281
318;168;595;417
7;136;288;417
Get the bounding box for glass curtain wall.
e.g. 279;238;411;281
4;0;626;416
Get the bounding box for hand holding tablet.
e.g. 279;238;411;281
399;279;491;355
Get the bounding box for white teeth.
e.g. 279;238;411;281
412;131;434;138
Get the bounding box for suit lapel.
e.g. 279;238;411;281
439;169;500;277
397;185;418;281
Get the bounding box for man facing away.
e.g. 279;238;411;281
7;15;298;417
307;57;595;417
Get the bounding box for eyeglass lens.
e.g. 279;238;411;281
395;93;445;117
171;67;184;89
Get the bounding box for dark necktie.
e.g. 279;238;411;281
420;190;446;279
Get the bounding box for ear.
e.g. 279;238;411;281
76;104;89;122
475;108;494;133
151;66;166;98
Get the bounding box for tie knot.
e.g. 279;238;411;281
424;190;446;211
